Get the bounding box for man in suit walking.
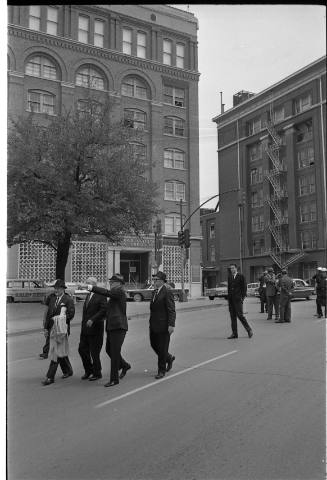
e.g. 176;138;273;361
78;277;107;381
149;271;176;379
227;264;253;339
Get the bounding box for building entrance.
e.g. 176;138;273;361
120;252;150;286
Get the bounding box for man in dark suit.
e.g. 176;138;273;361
78;277;107;381
227;264;253;339
263;267;280;321
149;271;176;379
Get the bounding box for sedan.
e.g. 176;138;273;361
291;278;315;300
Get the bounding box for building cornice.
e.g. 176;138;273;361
8;25;200;82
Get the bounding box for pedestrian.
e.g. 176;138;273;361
263;267;280;321
88;274;131;387
317;268;327;318
41;279;75;386
312;267;325;318
78;277;107;381
149;271;176;379
258;270;268;313
276;269;294;323
227;264;253;339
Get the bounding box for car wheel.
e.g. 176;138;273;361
133;293;143;302
7;296;14;303
306;296;311;300
173;293;180;302
208;296;214;300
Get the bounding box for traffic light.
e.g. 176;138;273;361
184;228;191;248
178;230;185;246
238;188;246;206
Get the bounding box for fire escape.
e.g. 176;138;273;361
264;114;305;269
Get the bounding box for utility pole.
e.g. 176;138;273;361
179;199;185;299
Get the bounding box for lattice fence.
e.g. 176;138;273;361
18;242;56;281
71;241;108;283
162;245;189;284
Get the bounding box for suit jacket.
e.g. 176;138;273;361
149;284;176;333
81;292;107;336
227;273;247;301
263;273;278;296
44;292;75;334
92;285;128;332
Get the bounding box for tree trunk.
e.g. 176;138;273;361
55;230;71;280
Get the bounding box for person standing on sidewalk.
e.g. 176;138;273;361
258;270;268;314
312;267;325;318
41;279;75;386
78;277;107;381
227;264;253;339
264;267;280;321
276;269;294;323
149;271;176;379
88;274;131;387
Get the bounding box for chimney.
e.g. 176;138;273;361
233;90;255;107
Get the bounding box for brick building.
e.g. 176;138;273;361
7;4;202;295
200;208;220;292
212;56;326;282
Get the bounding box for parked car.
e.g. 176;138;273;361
64;282;88;301
126;285;188;302
205;282;228;300
291;278;315;300
6;279;53;303
247;282;260;297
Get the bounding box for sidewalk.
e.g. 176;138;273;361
7;297;225;336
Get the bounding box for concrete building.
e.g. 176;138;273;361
7;4;202;295
212;56;326;283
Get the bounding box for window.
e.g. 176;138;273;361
210;245;216;262
164;149;185;169
77;99;103;116
297;146;314;169
164;214;181;234
176;43;185;68
247;117;261;136
121;76;149;99
75;66;105;90
250;166;263;184
163;86;185;107
248;143;262;162
294;93;312;114
298;174;316;196
251;189;264;208
300;202;317;223
271;106;284;123
301;231;317;250
122;28;132;55
163;39;172;65
253;237;265;255
296;120;313;143
251;214;264;232
130;143;146;163
78;15;89;43
94;20;104;47
209;224;215;239
25;56;58;80
164;117;185;137
29;5;41;31
137;32;146;58
164;181;185;201
27;90;55;115
47;7;58;35
124;109;146;130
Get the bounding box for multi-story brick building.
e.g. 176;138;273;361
212;56;326;282
7;4;202;295
200;208;220;292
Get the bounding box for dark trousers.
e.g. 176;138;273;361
105;329;129;383
316;297;323;316
42;333;50;356
267;295;280;319
46;357;73;380
150;330;171;373
78;333;104;377
228;298;251;336
279;294;291;322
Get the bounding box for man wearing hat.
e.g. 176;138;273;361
312;267;325;318
41;279;75;385
276;269;294;323
263;267;280;321
88;274;131;387
149;271;176;379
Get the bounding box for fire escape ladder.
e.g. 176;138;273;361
283;251;306;268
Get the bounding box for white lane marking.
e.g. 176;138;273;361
95;350;238;409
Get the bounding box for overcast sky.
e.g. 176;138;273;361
174;4;326;207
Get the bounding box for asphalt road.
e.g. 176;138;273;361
7;298;325;480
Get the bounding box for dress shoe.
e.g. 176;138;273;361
284;320;291;323
248;329;253;338
62;371;73;379
166;355;175;372
41;378;54;386
89;374;102;381
81;373;92;380
104;380;119;387
227;334;238;339
39;353;48;359
267;317;272;320
275;320;284;323
119;364;131;379
155;372;165;379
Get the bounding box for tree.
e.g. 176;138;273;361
8;99;159;279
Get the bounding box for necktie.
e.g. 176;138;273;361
152;289;158;301
85;293;91;307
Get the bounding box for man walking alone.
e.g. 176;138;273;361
227;264;253;339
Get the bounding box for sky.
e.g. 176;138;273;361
174;4;326;207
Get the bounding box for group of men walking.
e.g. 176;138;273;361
40;271;176;386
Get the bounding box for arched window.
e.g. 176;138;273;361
124;109;147;130
164;149;185;169
75;65;106;90
164;116;185;137
25;55;58;80
121;76;149;99
27;90;55;115
164;181;185;201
